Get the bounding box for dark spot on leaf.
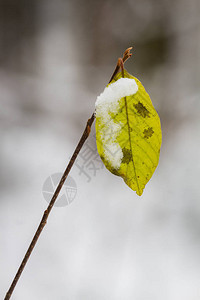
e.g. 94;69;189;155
129;126;133;132
143;127;154;139
133;102;150;118
110;168;120;176
122;148;132;164
137;175;140;178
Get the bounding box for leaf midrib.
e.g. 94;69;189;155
124;95;141;194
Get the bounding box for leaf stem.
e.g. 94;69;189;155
4;47;133;300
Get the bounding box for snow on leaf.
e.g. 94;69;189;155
95;69;162;196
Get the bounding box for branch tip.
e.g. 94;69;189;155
122;47;133;63
124;47;133;56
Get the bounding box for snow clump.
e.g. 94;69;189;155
95;78;138;169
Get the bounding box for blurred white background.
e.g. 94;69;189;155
1;0;200;299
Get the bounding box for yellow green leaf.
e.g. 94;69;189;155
95;69;162;196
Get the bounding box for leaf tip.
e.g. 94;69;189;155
136;189;143;196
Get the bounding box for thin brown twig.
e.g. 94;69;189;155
109;47;132;83
4;114;95;300
119;57;125;77
4;47;133;300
